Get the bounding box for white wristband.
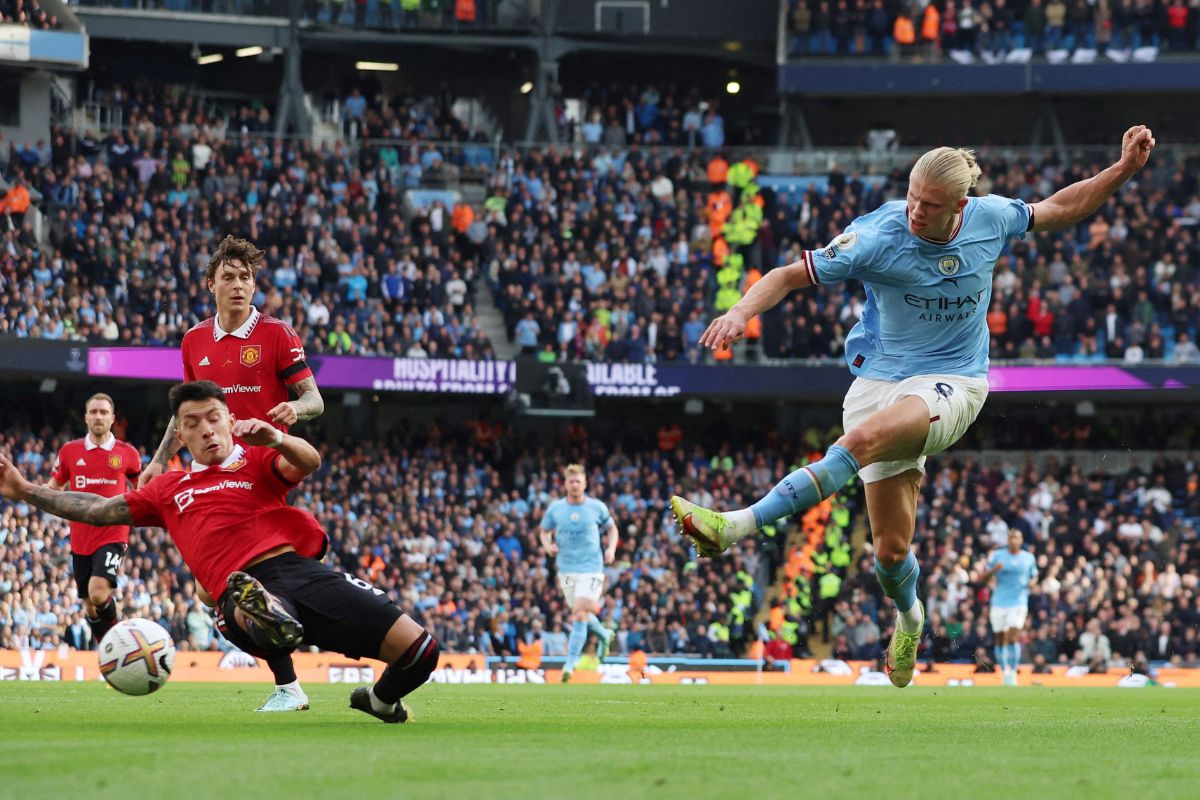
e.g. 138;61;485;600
266;428;285;449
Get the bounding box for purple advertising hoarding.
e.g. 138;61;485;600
86;348;1200;397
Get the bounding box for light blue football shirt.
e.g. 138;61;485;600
988;548;1038;608
539;497;612;574
809;195;1031;380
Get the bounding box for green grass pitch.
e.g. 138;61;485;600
2;683;1197;799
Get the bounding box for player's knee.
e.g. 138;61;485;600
837;427;883;465
874;543;911;569
394;629;440;680
88;588;112;607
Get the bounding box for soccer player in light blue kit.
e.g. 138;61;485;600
540;463;618;682
672;126;1155;687
986;529;1038;686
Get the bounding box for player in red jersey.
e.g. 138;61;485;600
47;392;141;645
1;381;438;724
138;235;325;712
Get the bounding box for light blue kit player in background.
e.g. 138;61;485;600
986;529;1039;686
540;463;618;682
671;126;1156;687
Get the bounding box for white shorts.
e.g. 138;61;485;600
989;605;1028;632
843;373;989;483
558;572;605;607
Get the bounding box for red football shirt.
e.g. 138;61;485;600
51;435;141;555
123;445;327;599
181;307;314;431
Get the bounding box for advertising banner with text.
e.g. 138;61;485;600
2;650;1196;689
84;348;1200;399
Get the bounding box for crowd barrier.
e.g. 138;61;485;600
2;650;1195;689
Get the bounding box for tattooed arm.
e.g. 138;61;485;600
138;416;181;488
0;457;133;525
268;376;325;426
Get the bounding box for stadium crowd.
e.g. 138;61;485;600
0;413;791;660
0;0;59;29
75;0;522;29
813;449;1200;671
786;0;1200;57
2;81;1200;366
0;83;499;360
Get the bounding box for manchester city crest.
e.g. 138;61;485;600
937;255;961;276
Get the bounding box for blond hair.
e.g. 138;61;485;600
563;463;585;478
910;147;982;201
85;393;115;413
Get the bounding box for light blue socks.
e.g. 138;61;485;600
875;551;920;613
565;620;587;672
750;445;860;528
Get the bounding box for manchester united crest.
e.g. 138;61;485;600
108;454;123;470
240;345;262;368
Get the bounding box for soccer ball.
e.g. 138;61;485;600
98;618;176;696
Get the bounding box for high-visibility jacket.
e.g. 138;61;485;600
451;203;474;233
454;0;475;21
819;572;842;599
894;14;916;45
921;5;940;40
707;157;729;185
517;639;542;670
0;184;30;214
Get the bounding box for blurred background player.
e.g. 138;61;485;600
985;529;1038;686
672;125;1156;688
139;235;325;713
47;393;141;646
539;464;617;682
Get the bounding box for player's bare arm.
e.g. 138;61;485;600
269;376;324;427
0;456;132;526
1029;125;1155;233
540;528;558;555
139;416;182;488
604;520;619;565
231;418;321;481
699;259;816;351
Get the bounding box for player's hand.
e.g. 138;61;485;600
542;540;558;556
267;401;299;427
232;418;284;447
1118;125;1155;174
698;311;748;351
0;455;29;500
604;546;617;565
137;462;164;489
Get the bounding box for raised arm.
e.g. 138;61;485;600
268;376;325;427
1;456;132;526
138;415;181;488
232;419;321;482
1029;125;1155;233
699;259;816;351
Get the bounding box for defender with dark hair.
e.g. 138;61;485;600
2;382;438;724
140;234;326;712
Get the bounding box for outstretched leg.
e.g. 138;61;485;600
674;395;932;556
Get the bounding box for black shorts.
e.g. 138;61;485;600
71;543;127;598
218;552;402;661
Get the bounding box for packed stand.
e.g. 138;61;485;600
483;144;1200;365
786;0;1200;58
0;0;59;29
819;450;1200;673
0;414;802;659
5;82;1200;366
0;82;496;360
